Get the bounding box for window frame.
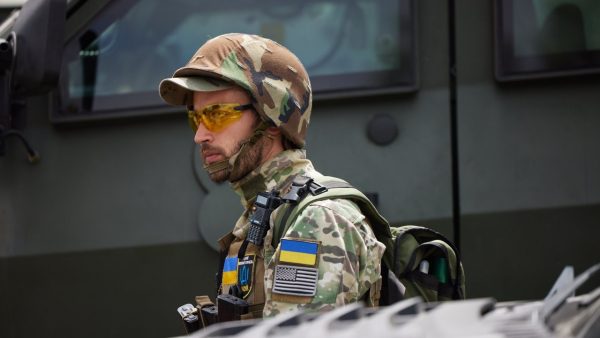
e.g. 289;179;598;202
494;0;600;82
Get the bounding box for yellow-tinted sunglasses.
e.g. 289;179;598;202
187;103;253;132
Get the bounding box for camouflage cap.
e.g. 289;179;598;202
159;76;235;105
158;33;312;147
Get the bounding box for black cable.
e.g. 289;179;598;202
0;128;40;163
448;0;460;251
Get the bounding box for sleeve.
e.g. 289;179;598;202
262;198;386;317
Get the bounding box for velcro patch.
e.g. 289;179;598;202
279;239;318;266
237;255;255;299
222;256;238;285
273;264;318;297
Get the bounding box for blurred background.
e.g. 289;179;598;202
0;0;599;337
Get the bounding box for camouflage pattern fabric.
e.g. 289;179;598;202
229;149;385;317
159;33;312;147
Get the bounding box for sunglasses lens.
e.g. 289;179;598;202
187;104;246;132
187;111;201;131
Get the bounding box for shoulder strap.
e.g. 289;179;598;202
271;175;395;270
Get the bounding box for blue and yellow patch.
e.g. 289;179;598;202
279;239;319;266
222;256;238;285
237;255;255;299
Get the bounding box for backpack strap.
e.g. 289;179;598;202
271;175;395;271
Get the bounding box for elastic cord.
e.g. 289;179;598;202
203;121;271;174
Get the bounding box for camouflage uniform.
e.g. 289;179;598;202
228;149;385;317
159;33;385;318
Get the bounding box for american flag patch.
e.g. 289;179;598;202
273;264;318;296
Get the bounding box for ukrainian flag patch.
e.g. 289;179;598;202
221;256;238;285
279;239;319;266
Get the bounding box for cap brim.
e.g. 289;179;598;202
159;77;234;106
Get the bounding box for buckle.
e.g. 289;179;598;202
308;181;327;195
281;176;328;203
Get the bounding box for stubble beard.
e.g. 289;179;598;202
204;137;265;183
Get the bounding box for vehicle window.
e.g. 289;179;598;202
55;0;416;121
495;0;600;81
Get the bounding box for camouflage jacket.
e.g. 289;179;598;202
229;149;385;317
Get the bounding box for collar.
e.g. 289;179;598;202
229;149;315;238
231;149;314;208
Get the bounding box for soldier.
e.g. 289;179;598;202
159;33;385;319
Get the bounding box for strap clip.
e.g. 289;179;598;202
281;176;328;203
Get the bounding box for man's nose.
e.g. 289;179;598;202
194;123;213;144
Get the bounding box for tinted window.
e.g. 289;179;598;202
55;0;416;122
495;0;600;81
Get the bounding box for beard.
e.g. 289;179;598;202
202;136;266;183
